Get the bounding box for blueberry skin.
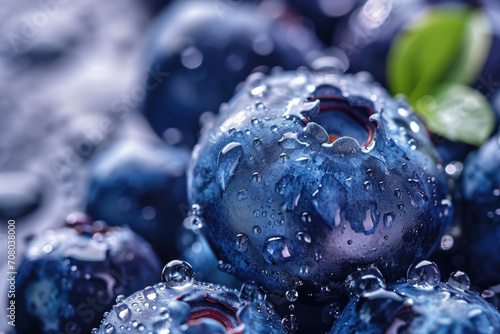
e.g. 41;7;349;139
15;224;161;334
187;69;452;301
142;0;320;146
87;140;189;262
178;227;242;289
461;132;500;286
330;281;500;334
94;281;284;334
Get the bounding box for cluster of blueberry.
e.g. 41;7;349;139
3;0;500;333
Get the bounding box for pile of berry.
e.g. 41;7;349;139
3;0;500;333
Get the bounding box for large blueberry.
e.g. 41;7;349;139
94;261;284;334
142;0;321;146
461;132;500;286
330;262;500;333
14;214;161;334
187;69;452;302
86;139;189;262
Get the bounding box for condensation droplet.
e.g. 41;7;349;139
407;260;441;289
235;233;249;252
161;260;195;288
447;270;471;290
345;266;386;298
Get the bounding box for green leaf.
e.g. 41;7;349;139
387;6;492;106
416;84;495;146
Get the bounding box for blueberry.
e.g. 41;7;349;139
330;262;500;333
86;140;189;262
94;261;284;334
142;0;321;146
15;214;161;334
461;132;500;286
187;69;452;302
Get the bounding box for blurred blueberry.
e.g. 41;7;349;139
15;215;161;334
142;0;322;146
87;140;189;262
461;132;500;287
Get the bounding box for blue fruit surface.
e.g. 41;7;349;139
461;132;500;286
15;216;161;334
330;262;500;333
187;69;453;301
87;140;189;262
94;261;284;334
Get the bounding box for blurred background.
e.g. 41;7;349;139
1;0;500;332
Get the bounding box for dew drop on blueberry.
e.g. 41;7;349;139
344;266;386;298
407;260;441;289
286;289;298;302
263;236;294;265
143;286;158;301
161;260;195;288
447;270;471;290
216;142;243;192
234;233;249;252
115;295;125;304
383;212;395;228
115;303;131;322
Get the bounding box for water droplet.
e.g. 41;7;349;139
255;102;266;111
440;235;454;250
447;271;471;290
407;260;441;289
378;181;385;191
263;236;294;265
217;142;243;192
364;181;371;190
115;295;125;304
253;210;260;217
271;125;278;133
301;212;311;224
253;226;261;234
234;234;249;252
278;132;308;149
289;304;295;311
345;266;386;298
161;260;195;288
347;240;353;245
299;265;310;275
251;118;260;127
408;138;418;150
143;286;157;301
116;303;131;321
183;215;203;230
252;172;262;182
397;203;404;210
394;189;401;197
253;138;262;147
383;212;395;228
237;189;248;201
286;289;298;302
104;323;115;334
296;232;311;243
